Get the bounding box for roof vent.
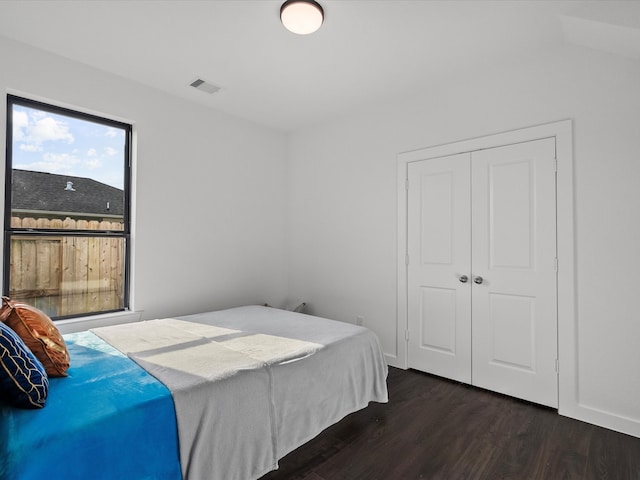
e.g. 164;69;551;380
65;181;75;191
189;78;221;94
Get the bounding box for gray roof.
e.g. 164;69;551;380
11;169;124;218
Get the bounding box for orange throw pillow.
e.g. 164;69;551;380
0;297;70;377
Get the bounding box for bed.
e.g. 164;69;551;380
0;305;388;480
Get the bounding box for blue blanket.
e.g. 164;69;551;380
0;331;182;480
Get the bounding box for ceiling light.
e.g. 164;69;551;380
280;0;324;35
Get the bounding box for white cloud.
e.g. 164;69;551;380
104;147;118;156
19;152;82;173
29;116;74;145
84;158;103;169
19;144;42;153
105;128;118;138
13;110;74;149
87;148;97;157
12;110;28;141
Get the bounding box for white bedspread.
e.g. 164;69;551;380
93;306;388;480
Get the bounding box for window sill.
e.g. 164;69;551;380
56;310;142;335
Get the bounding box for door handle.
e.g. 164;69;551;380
473;276;484;285
459;275;468;283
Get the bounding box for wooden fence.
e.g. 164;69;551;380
9;216;125;318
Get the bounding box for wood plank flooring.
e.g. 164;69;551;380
260;367;640;480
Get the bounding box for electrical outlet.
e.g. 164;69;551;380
356;315;364;326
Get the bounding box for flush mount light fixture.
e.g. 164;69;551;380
280;0;324;35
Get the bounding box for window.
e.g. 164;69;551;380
4;95;131;320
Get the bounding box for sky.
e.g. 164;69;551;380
11;104;126;190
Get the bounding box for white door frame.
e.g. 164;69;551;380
395;120;575;415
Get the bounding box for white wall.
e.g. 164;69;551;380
287;45;640;437
0;36;290;322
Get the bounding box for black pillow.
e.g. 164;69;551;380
0;321;49;409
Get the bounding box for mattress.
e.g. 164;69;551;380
95;305;389;480
178;306;389;461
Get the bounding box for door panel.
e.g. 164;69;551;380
471;138;558;407
419;171;454;265
489;160;533;269
488;293;535;371
418;286;457;354
407;153;471;383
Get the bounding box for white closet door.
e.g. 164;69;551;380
471;138;558;407
407;153;472;383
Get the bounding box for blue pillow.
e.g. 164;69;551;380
0;322;48;409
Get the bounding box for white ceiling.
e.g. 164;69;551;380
0;0;639;132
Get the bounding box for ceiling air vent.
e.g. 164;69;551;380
189;78;221;94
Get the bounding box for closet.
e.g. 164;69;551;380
406;137;558;407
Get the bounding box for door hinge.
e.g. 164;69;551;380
555;358;559;373
405;178;410;190
405;330;410;342
554;158;558;172
554;257;558;272
405;254;410;266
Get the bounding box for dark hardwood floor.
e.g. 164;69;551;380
260;367;640;480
